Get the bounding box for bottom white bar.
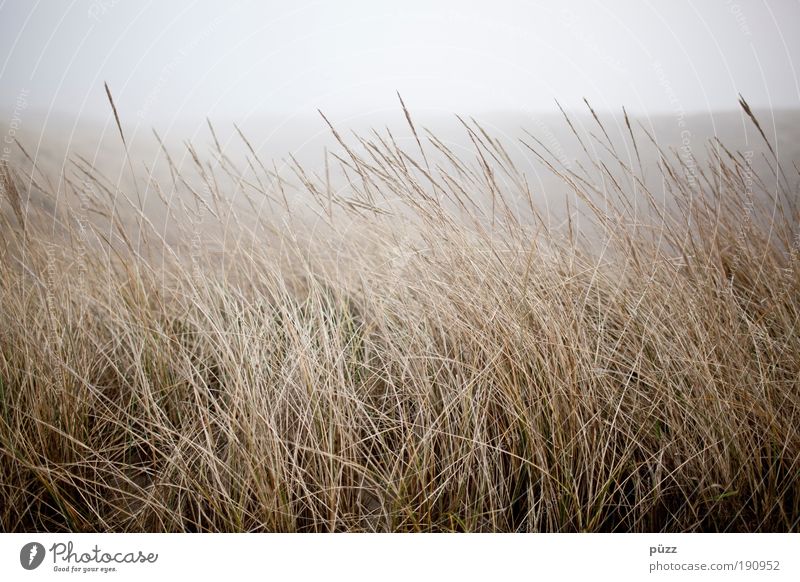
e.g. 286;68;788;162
1;533;796;581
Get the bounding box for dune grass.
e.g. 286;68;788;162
0;101;798;532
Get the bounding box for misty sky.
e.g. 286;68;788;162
1;0;799;125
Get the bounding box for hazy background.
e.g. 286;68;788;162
2;0;799;120
1;0;799;215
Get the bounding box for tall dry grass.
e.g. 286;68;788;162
0;100;798;532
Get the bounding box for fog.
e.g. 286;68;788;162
2;0;798;127
1;0;799;210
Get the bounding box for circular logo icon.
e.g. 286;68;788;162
20;542;46;570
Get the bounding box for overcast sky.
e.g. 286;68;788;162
1;0;799;126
